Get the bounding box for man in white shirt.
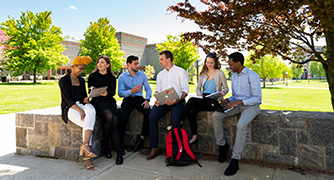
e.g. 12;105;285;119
212;52;262;176
146;50;189;160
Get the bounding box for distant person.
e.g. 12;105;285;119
180;52;228;145
212;52;261;176
146;50;189;160
6;73;11;82
118;55;152;152
58;56;97;171
88;55;123;164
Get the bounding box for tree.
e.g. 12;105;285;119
80;17;125;74
144;65;155;80
1;11;69;83
310;61;326;80
169;1;334;110
291;64;304;82
0;29;9;55
281;63;293;83
156;34;199;71
245;54;285;87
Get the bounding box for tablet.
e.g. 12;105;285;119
88;86;108;98
154;87;179;105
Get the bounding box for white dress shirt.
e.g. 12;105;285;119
228;67;262;105
156;64;189;98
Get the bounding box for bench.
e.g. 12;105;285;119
15;107;334;172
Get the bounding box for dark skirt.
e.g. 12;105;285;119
90;99;118;116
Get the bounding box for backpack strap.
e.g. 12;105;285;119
165;130;173;158
173;128;183;160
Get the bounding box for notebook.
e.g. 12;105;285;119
88;86;108;98
154;87;179;105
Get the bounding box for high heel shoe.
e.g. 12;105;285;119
80;144;97;158
83;157;95;171
116;153;123;165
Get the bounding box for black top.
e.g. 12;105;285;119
58;73;87;123
88;71;117;114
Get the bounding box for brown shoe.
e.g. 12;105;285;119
146;148;161;160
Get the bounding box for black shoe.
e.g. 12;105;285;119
116;153;123;165
120;147;126;156
133;134;145;152
104;147;112;159
224;159;239;176
218;143;230;163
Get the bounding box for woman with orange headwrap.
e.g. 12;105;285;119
59;56;97;170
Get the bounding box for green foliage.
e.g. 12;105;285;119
310;61;326;80
291;64;304;81
144;65;155;80
222;67;230;80
281;63;293;79
156;34;199;70
80;17;125;74
245;54;285;87
1;11;69;83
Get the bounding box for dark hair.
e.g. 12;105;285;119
228;52;244;66
94;55;113;74
200;52;221;75
159;50;173;62
127;55;139;64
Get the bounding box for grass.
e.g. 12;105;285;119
0;79;332;114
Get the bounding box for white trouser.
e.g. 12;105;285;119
68;102;96;144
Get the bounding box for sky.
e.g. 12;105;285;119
0;0;326;62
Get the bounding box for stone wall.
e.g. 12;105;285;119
15;107;334;172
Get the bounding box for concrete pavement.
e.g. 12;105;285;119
1;113;333;180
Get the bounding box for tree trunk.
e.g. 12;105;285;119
33;69;37;83
324;30;334;111
263;79;266;88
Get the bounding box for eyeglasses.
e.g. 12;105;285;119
207;52;217;58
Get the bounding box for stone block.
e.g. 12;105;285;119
197;115;208;134
259;110;280;122
16;148;49;156
298;144;325;169
67;121;82;131
196;135;214;153
51;115;63;123
251;122;278;145
280;129;296;155
263;145;280;154
48;123;61;146
243;143;262;159
65;148;80;161
16;128;27;148
279;112;307;130
71;130;82;148
128;110;144;133
263;154;283;163
54;147;66;159
60;124;71;146
297;130;308;144
31;122;48;136
35;115;53;122
326;148;334;171
223;116;238;127
20;114;35;128
310;118;334;146
15;113;21;127
283;156;298;165
27;135;50;151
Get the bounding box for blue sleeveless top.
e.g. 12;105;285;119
203;78;216;94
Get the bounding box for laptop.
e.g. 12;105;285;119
154;87;179;105
207;99;235;113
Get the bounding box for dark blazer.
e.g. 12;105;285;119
58;73;87;123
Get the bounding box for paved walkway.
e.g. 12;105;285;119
0;113;333;180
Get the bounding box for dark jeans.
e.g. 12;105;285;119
149;100;185;148
119;96;151;145
181;97;216;135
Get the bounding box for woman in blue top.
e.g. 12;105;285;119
181;53;229;144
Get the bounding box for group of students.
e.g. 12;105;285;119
58;50;261;176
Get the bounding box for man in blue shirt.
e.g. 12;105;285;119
118;55;152;152
212;52;262;176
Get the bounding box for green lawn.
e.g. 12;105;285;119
0;79;332;114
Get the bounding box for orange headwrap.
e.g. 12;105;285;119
72;56;92;66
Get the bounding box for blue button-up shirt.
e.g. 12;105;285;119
228;67;262;105
118;70;152;100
